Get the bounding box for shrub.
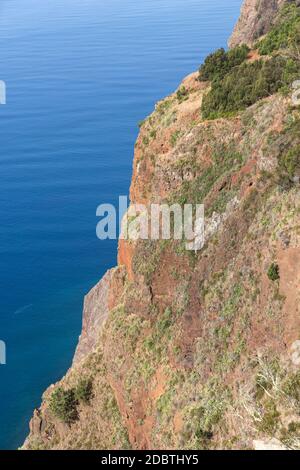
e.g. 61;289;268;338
280;422;300;449
157;307;173;333
257;3;300;55
202;56;298;119
257;400;280;435
277;173;294;191
170;130;182;147
149;129;157;139
184;397;225;449
75;378;93;404
283;372;300;406
49;387;78;424
199;45;249;82
267;263;280;281
279;145;300;178
171;146;243;206
177;86;189;103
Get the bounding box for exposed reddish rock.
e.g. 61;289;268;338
118;239;136;282
229;0;287;48
278;246;300;345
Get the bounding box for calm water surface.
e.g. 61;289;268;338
0;0;242;449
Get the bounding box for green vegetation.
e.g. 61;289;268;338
170;130;182;147
206;189;236;217
275;114;300;190
202;56;298;119
177;86;189;103
133;240;168;284
156;389;174;416
170;142;243;206
143;307;174;360
149;129;157;139
186;404;217;448
74;378;93;404
220;283;243;321
249;358;300;447
257;399;281;435
107;305;147;355
279;145;300;178
49;388;78;424
267;263;280;281
181;384;229;450
199;45;250;82
280;422;300;449
199;8;300;121
123;306;177;398
257;3;300;55
142;136;150;146
156;98;172;115
283;371;300;410
49;378;94;423
157;306;173;333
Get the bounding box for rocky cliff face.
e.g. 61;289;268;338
229;0;287;47
23;1;300;450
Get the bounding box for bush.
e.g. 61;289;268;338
202;56;298;119
267;263;280;281
257;400;280;435
279;145;300;178
170;130;182;147
49;387;78;424
75;378;93;404
276;117;300;189
199;4;300;120
257;3;300;55
177;86;189;103
157;307;173;333
199;45;249;82
283;372;300;405
280;422;300;448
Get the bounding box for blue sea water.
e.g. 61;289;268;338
0;0;242;449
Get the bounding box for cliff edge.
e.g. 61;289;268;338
23;0;300;450
229;0;288;48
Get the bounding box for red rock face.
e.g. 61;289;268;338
229;0;287;48
118;239;136;282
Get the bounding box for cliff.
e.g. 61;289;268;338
229;0;287;48
23;1;300;450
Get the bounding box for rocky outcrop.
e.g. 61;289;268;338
73;269;113;365
229;0;287;47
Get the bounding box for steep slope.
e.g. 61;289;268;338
23;1;300;450
229;0;288;48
